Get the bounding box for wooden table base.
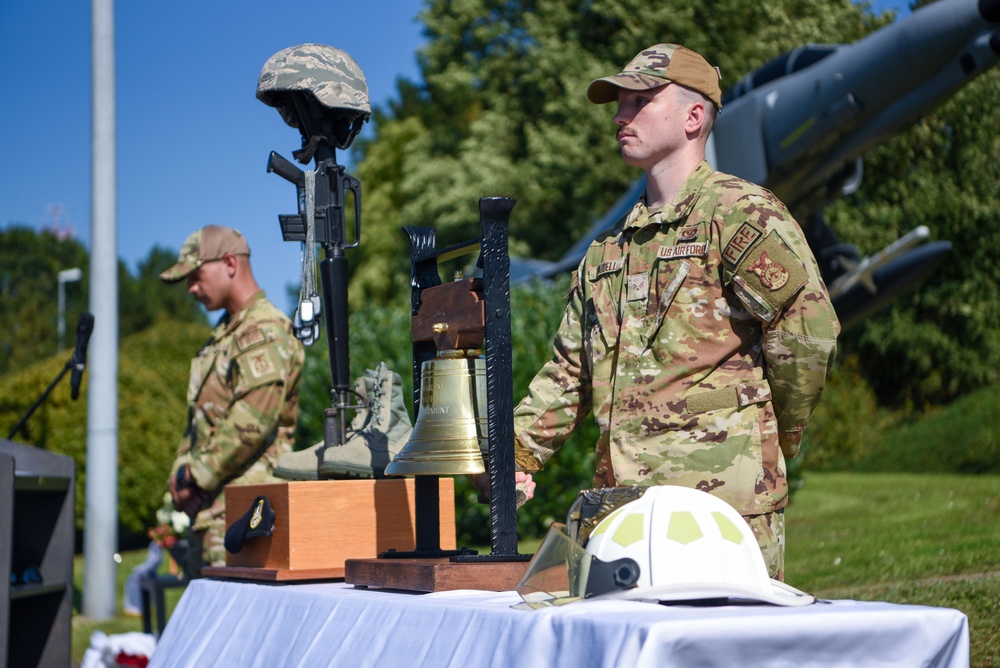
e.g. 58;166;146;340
344;558;529;593
202;565;345;582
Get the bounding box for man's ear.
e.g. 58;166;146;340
222;253;239;277
684;98;707;138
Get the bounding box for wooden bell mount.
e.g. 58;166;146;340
411;277;486;352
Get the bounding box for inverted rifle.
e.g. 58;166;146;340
268;146;362;448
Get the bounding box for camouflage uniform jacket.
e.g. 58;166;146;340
170;291;304;530
512;162;839;516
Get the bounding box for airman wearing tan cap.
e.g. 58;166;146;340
586;43;723;109
159;225;250;283
160;225;304;575
504;44;840;581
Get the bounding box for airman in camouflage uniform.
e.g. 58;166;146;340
511;44;840;580
160;225;304;575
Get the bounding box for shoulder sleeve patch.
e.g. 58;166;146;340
235;327;267;353
722;222;763;268
734;231;808;313
237;344;285;388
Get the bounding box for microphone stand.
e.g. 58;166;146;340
8;354;81;440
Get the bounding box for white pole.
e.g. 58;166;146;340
57;268;82;351
84;0;119;620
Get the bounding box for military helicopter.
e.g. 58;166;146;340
512;0;1000;330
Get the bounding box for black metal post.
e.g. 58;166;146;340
479;198;519;556
405;226;443;553
451;198;530;562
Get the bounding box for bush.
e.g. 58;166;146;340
798;357;1000;477
0;319;210;544
797;354;902;472
854;384;1000;475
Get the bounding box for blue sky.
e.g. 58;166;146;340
0;0;911;314
0;0;426;312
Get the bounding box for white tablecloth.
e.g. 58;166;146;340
149;579;968;667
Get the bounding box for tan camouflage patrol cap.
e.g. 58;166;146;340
588;43;722;110
159;225;250;283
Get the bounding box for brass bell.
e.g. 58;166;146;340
385;350;488;476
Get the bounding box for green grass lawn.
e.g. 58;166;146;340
71;471;1000;666
786;472;1000;666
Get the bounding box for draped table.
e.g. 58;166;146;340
149;579;968;667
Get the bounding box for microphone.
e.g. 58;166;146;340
70;312;95;400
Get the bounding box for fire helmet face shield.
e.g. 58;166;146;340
515;523;640;609
257;44;371;150
515;486;815;609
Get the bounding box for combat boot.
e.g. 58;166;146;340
272;372;376;481
319;362;413;479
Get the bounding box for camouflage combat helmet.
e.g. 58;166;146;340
257;44;371;150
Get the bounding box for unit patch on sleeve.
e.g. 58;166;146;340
734;231;808;312
722;222;763;268
235;327;266;352
249;350;276;379
747;251;789;290
237;341;284;388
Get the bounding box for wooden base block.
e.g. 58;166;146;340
344;557;529;593
201;564;346;582
217;478;455;582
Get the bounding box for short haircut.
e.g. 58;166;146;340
674;84;717;137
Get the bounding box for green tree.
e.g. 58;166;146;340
0;227;207;379
0;226;91;374
120;245;208;334
350;0;1000;411
0;320;210;542
826;69;1000;406
349;0;885;309
0;227;209;543
333;0;951;537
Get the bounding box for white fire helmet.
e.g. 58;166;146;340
516;485;815;608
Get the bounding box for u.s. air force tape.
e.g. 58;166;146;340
224;495;277;554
